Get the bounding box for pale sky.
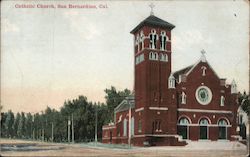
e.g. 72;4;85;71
1;1;249;113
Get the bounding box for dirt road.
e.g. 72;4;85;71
0;139;247;157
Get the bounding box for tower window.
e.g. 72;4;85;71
135;54;144;65
160;31;167;50
149;52;158;61
149;52;154;60
140;31;144;50
154;52;158;60
159;53;168;62
136;34;140;52
149;29;157;49
135;34;139;45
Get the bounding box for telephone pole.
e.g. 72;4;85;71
32;115;34;140
68;116;71;144
72;114;74;143
128;100;131;148
51;122;54;142
95;106;98;146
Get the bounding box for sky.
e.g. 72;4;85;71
1;0;249;113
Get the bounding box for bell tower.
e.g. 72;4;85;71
131;6;177;140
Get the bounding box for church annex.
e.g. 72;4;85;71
102;11;239;146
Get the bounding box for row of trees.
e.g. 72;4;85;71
0;86;131;142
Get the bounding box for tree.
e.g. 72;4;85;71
13;112;21;138
104;86;131;122
239;92;250;156
1;112;7;137
17;112;25;138
4;110;14;138
239;91;250;115
25;113;33;139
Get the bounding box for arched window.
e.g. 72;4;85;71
164;54;168;62
136;34;140;52
168;74;175;89
199;118;209;125
181;92;187;104
220;96;225;106
218;119;228;126
159;53;163;61
123;119;127;136
131;117;134;136
160;31;167;50
201;66;207;76
218;119;228;139
149;29;157;49
179;117;190;125
199;118;209;139
140;31;144;50
154;52;158;60
178;117;190;139
135;34;139;45
149;52;154;60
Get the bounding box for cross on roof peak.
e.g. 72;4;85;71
201;49;206;55
149;3;155;15
200;49;207;62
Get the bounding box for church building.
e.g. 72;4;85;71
102;9;239;146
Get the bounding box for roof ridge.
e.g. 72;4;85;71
130;15;175;33
173;64;194;75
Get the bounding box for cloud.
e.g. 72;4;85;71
172;29;213;51
63;11;101;41
2;18;20;33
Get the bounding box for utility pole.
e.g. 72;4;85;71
68;116;71;144
95;106;98;146
128;99;131;148
51;122;54;142
127;96;134;148
72;114;74;143
32;115;35;140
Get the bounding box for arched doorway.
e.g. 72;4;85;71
199;118;209;139
177;117;190;139
218;119;228;139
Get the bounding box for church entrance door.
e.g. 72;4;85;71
218;126;226;139
199;118;209;140
200;126;208;139
178;126;188;139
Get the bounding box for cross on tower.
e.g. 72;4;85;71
201;49;206;55
149;3;155;15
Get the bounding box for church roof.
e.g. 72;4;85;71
173;65;193;78
114;95;135;113
130;15;175;34
173;53;220;80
